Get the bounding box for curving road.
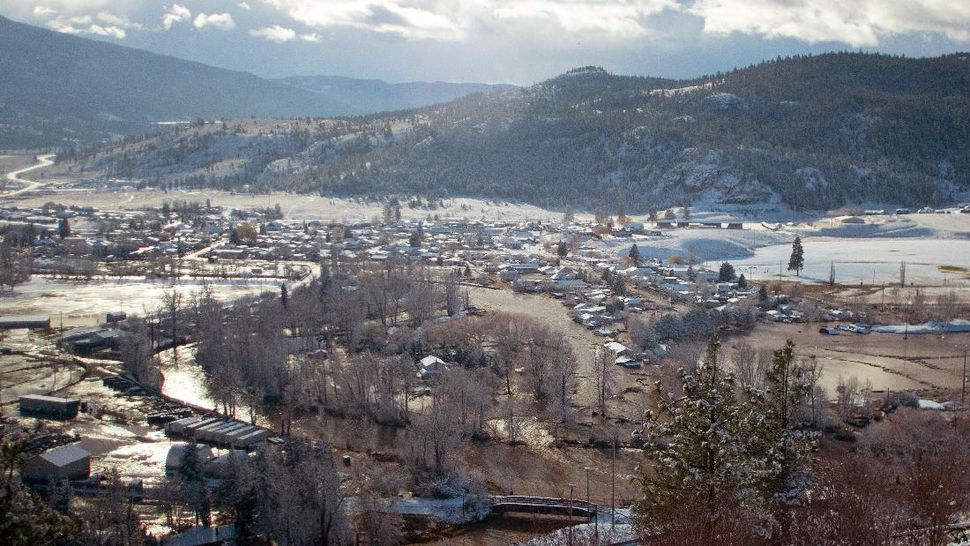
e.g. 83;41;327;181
3;153;55;196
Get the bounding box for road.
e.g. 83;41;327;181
3;153;55;196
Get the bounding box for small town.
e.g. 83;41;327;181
3;2;970;544
2;189;968;545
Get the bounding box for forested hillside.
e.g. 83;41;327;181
61;54;970;209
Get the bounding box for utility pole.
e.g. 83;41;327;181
611;439;616;529
568;483;575;546
584;467;591;502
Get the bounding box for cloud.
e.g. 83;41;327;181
33;6;57;16
249;24;322;43
238;2;252;10
691;0;970;46
193;12;237;31
262;0;464;40
250;24;297;42
261;0;679;41
44;10;140;39
161;4;191;30
47;15;127;38
492;0;675;39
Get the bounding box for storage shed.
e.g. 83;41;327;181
0;315;51;329
19;394;81;419
23;444;90;483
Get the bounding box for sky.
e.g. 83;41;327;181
2;0;969;84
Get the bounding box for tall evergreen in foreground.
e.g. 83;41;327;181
635;336;816;544
636;336;755;543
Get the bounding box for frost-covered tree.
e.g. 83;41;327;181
636;336;755;541
743;340;817;538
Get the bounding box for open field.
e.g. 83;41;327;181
731;237;970;286
6;186;565;224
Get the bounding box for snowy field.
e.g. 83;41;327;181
9;188;565;223
730;238;970;286
597;212;970;286
0;276;278;327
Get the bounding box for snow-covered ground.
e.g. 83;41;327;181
731;238;970;285
0;276;278;327
597;211;970;286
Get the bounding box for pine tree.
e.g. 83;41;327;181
718;262;737;282
636;336;752;539
737;274;747;289
829;261;836;287
743;340;816;538
629;243;641;265
788;236;804;275
280;283;288;309
557;240;568;257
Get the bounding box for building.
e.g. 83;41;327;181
19;394;80;419
0;315;51;329
23;444;91;483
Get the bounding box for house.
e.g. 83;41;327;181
417;355;447;380
604;341;632;357
19;394;80;419
23;444;91;483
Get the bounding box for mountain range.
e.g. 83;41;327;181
59;54;970;210
5;14;970;209
0;15;509;149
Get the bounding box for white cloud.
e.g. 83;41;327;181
238;2;252;10
261;0;676;41
96;11;141;29
193;12;237;31
299;32;320;42
47;14;128;38
44;10;140;38
33;6;57;16
262;0;464;40
161;4;191;30
691;0;970;46
492;0;674;39
250;24;297;42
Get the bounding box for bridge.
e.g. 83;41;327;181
489;495;598;520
